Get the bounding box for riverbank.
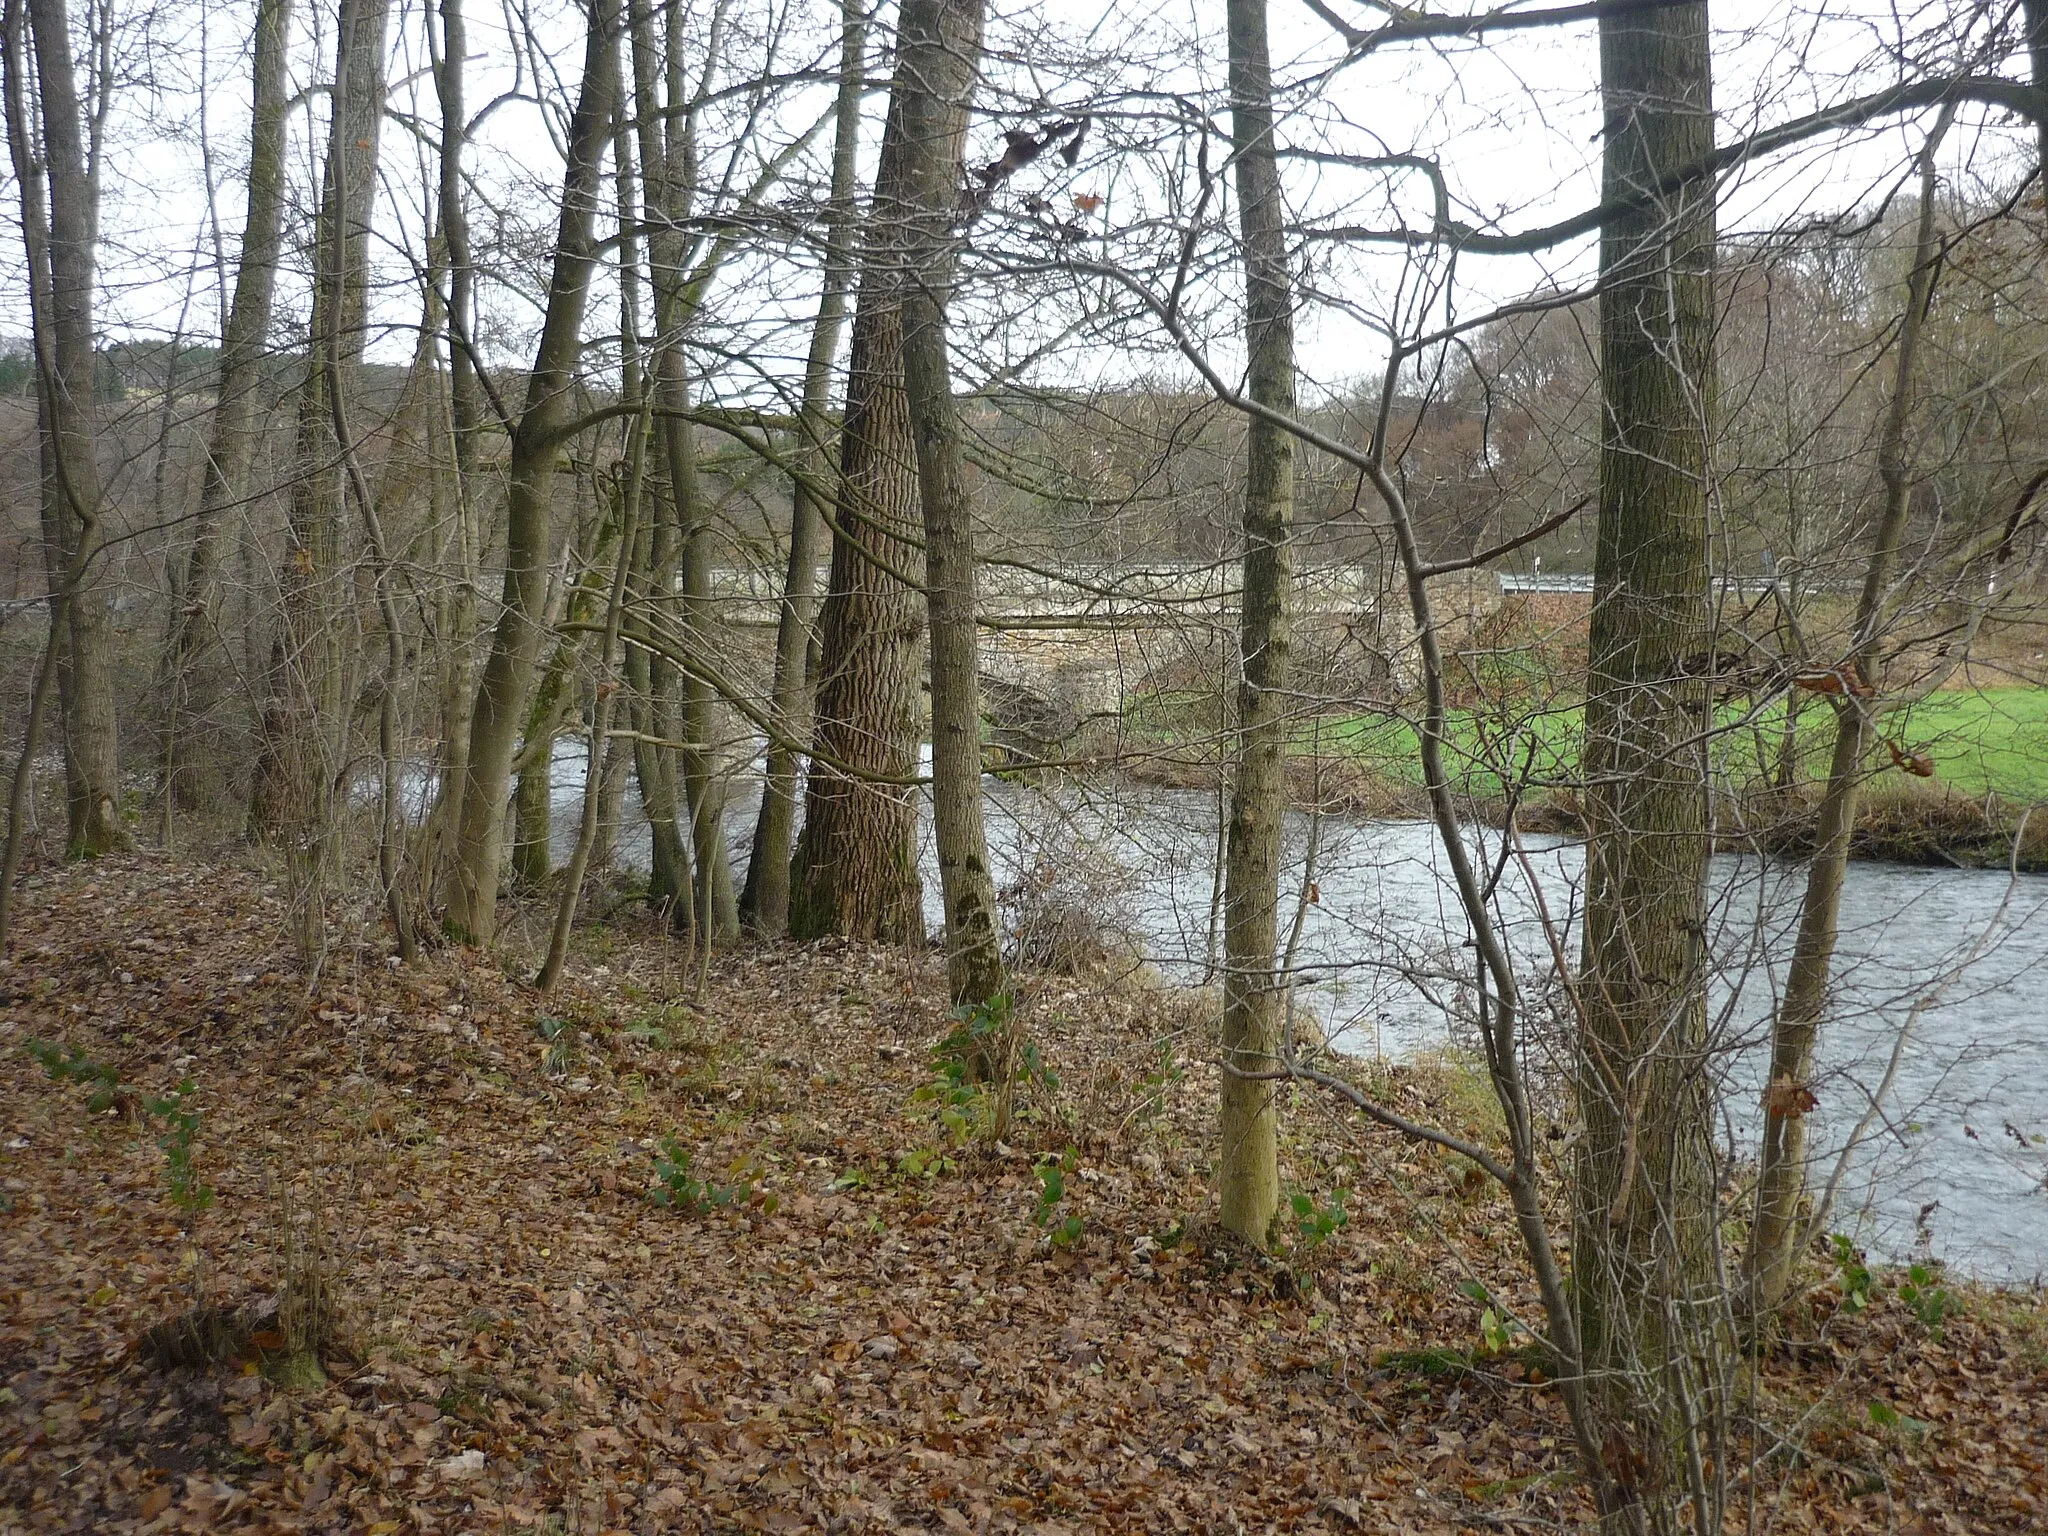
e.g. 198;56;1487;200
4;854;2044;1532
1112;744;2048;870
1108;683;2048;872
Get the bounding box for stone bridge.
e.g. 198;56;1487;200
701;561;1507;750
700;559;1477;630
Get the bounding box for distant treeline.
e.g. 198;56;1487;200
0;336;420;405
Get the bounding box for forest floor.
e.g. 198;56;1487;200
3;853;2046;1535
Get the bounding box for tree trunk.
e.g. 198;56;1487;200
1216;0;1295;1248
15;0;124;859
625;582;692;911
628;0;736;946
159;0;290;823
444;0;618;945
329;319;417;961
896;0;999;1007
674;391;740;943
425;0;483;900
1575;3;1721;1525
788;1;933;947
740;0;865;934
593;725;628;870
510;466;634;893
511;748;554;888
425;0;483;896
620;0;690;919
256;0;391;957
539;411;646;990
1743;125;1947;1321
1;0;69;934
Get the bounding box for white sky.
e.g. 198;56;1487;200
2;0;2036;401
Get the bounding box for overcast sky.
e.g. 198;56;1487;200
2;0;2034;400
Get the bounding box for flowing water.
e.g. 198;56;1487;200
552;753;2048;1282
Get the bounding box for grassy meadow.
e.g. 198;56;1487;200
1120;681;2048;866
1316;685;2048;805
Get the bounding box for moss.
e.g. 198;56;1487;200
262;1348;328;1391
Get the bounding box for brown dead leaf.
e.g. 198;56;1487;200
1762;1076;1819;1119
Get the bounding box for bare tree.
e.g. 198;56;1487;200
1571;3;1725;1523
1215;0;1296;1247
423;0;485;897
740;0;867;935
790;0;933;946
621;0;690;923
9;0;125;859
444;0;620;946
1744;115;1952;1321
157;0;291;832
894;0;1002;1008
250;0;393;958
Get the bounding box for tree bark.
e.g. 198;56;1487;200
673;383;740;942
896;0;999;1007
0;0;71;930
1743;123;1947;1322
324;307;416;961
15;0;125;859
632;1;736;945
511;748;554;887
593;725;628;870
510;472;633;891
1217;0;1296;1247
625;567;692;911
425;0;483;898
539;416;646;990
788;0;934;947
740;0;866;934
159;0;290;823
444;0;619;945
255;0;391;957
620;0;691;920
1575;2;1721;1525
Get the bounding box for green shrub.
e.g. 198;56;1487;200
1033;1150;1084;1248
142;1080;214;1215
26;1039;125;1114
1288;1186;1349;1256
647;1135;771;1215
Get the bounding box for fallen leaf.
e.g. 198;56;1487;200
1763;1076;1819;1119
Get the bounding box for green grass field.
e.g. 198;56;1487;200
1879;687;2048;802
1310;686;2048;805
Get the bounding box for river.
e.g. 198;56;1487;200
551;754;2048;1283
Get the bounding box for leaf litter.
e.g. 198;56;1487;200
1;854;2043;1533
